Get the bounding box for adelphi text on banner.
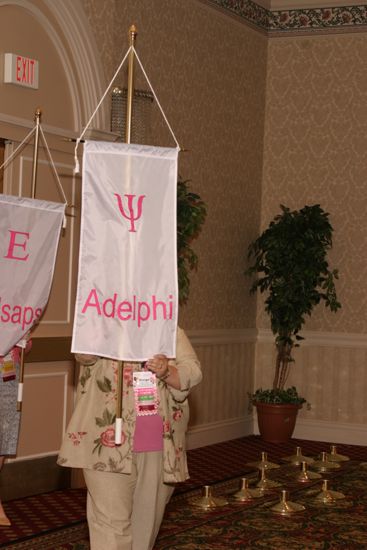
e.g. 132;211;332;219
0;194;65;356
71;141;179;361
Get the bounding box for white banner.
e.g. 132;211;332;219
0;194;65;356
72;141;179;361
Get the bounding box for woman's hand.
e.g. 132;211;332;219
146;354;182;390
146;354;169;379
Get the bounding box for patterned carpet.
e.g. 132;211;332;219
156;462;367;549
0;435;366;549
0;489;86;548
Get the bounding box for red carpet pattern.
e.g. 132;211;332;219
0;488;86;547
0;436;366;548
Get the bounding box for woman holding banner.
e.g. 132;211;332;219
0;339;32;526
58;326;201;550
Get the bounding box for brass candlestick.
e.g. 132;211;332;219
271;490;305;515
296;461;322;483
314;479;345;504
256;467;281;493
247;451;280;470
190;485;228;509
311;451;341;472
233;478;262;501
326;445;349;462
283;446;314;466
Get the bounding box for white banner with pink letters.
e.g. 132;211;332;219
0;194;65;356
71;141;179;361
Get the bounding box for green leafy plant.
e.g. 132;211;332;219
177;178;207;305
246;204;341;403
249;387;306;406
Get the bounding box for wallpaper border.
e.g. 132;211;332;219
204;0;367;34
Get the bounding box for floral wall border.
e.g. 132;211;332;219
205;0;367;34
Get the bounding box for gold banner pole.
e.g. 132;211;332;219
31;108;41;199
115;25;137;444
125;25;137;144
17;108;41;412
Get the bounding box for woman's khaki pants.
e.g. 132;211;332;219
83;451;174;550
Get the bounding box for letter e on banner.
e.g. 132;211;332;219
4;230;30;261
0;195;65;356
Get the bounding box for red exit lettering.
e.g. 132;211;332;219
16;56;36;86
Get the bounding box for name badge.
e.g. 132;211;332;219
133;371;158;416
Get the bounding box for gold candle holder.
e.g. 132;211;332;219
296;461;322;483
256;467;281;493
247;451;280;470
190;485;228;509
311;451;341;472
233;478;262;501
326;445;349;462
314;479;345;504
283;446;314;466
270;490;305;515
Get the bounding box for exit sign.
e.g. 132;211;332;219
4;53;39;89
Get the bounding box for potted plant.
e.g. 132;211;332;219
246;204;341;442
177;178;207;305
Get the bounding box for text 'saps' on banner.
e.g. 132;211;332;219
0;194;65;356
71;141;179;361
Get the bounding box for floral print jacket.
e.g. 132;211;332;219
58;328;202;483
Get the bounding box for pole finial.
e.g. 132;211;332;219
129;25;137;46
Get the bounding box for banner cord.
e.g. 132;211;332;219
74;44;181;173
0;123;69;227
132;46;180;150
39;126;68;206
0;127;36;173
39;126;69;228
73;46;133;173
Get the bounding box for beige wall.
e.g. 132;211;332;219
262;33;367;333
